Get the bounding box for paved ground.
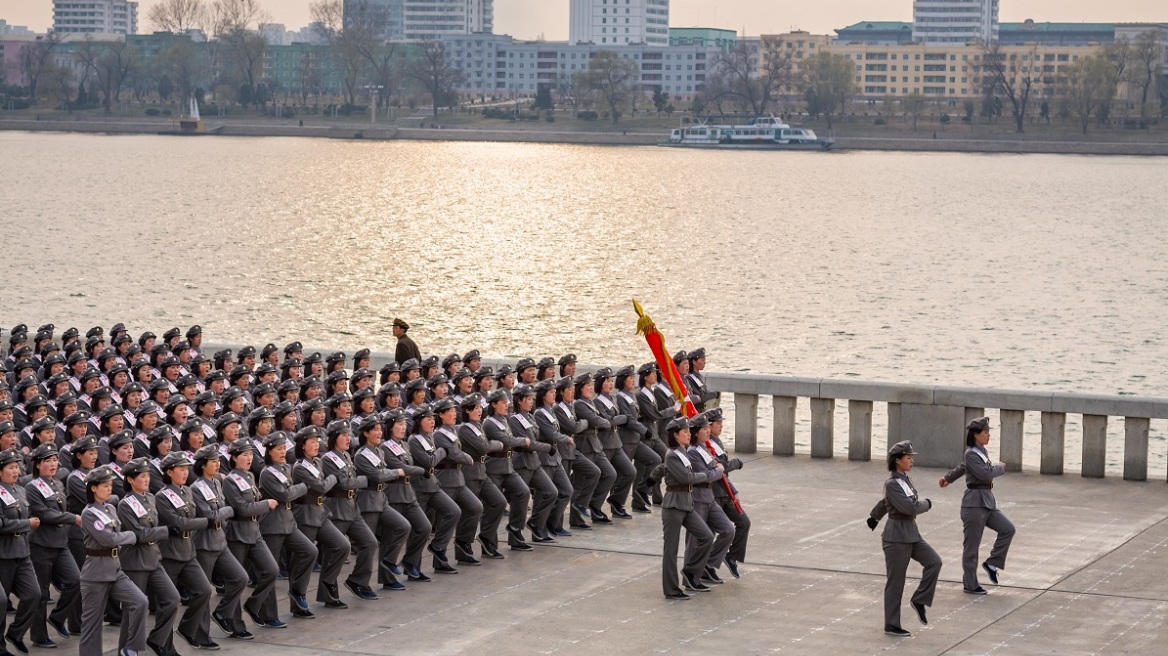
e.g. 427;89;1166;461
90;455;1168;655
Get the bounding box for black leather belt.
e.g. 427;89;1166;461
435;463;461;470
87;548;118;557
968;483;993;490
666;485;692;493
230;516;257;522
327;489;355;499
693;483;710;489
296;496;324;506
889;512;915;521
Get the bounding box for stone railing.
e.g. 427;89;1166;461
204;344;1164;481
703;372;1168;482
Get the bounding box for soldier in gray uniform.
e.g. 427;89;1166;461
650;418;719;600
287;428;350;608
319;421;379;602
572;374;616;524
24;443;79;648
637;364;674;505
65;435;100;634
117;457;180;655
483;390;533;551
705;409;749;578
939;416;1015;595
154;452;216;650
79;465;149;656
684;349;718;413
591;369;635;518
0;448;42;654
257;432;318;620
506;385;557;543
551;378;597;530
404;406;466;573
221;439;283;629
614;365;659;514
877;441;941;637
352;420;410;591
532;380;574;537
684;415;735;585
446;397;499;561
377;410;442;581
188;445;250;640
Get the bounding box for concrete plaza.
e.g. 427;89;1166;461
94;455;1168;655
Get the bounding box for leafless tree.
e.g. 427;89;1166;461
210;0;269;107
18;31;66;102
579;50;638;123
980;44;1041;133
405;39;465;117
160;39;210;108
78;38;140;113
1130;31;1163;120
148;0;207;33
310;0;368;106
708;40;796;115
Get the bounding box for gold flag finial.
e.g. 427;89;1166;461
632;299;656;336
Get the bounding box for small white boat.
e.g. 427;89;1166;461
662;115;833;150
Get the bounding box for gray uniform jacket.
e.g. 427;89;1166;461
880;473;932;544
707;436;742;498
156;484;208;561
651;384;680;439
615;391;649;448
0;483;34;559
483;416;524;476
533;407;570;467
222;469;271;544
290;458;336;528
117;491;170;571
26;475;76;548
259;463;308;534
354;445;401;513
508;413;551;471
684;372;718;410
378;440;424;505
943;446;1005;510
434;426;475;488
455;423;497;482
81;502;137;581
592;394;627;450
407;434;446;494
552;402;587;461
661;449;719;512
572;399;608;455
66;468;91;542
320;450;367;523
190;477;235;552
685;446;719;504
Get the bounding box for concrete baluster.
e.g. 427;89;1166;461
733;393;758;454
999;410;1024;472
1041;412;1066;475
1123;417;1150;482
848;400;873;461
1080;415;1107;478
810;398;835;459
965;407;986;425
772;396;796;456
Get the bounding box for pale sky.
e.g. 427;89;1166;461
4;1;1165;38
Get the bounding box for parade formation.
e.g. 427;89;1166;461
0;319;750;656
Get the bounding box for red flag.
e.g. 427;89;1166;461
633;299;742;513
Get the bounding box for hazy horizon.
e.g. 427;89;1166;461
3;1;1164;39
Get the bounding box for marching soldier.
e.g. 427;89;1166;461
155;452;216;650
378;410;442;582
507;385;557;543
319;421;380;602
288;428;350;609
117;457;180;656
614;365;660;514
705;409;749;578
352;420;410;591
25;443;79;649
0;448;42;654
532;380;574;538
552;377;597;530
222;439;283;630
404;405;465;574
591;369;635;519
257;432;318;621
572;374;616;524
449;398;502;561
652;418;719;600
483;390;533;552
685;415;735;585
685;349;718;412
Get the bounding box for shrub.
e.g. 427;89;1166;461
145;108;161;116
578;110;599;121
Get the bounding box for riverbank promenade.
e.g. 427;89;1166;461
97;453;1166;655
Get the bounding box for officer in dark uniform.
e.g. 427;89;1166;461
392;320;421;365
25;443;79;649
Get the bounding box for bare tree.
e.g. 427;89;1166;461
210;0;269;108
580;50;638;123
310;0;369;106
980;44;1041;133
78;38;140;113
296;52;323;106
160;39;210;108
148;0;206;33
18;32;66;102
1060;54;1118;134
555;73;580;117
405;39;465;117
708;40;796;116
802;52;855;130
1130;31;1162;120
902;91;926;131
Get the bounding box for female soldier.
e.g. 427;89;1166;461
189;445;250;641
444;397;495;562
352;420;410;590
221;439;282;630
257;432;317;621
146;425;175;494
652;417;719;600
178;418;206;455
25;443;79;649
940;416;1014;595
155;452;216;650
351;389;376;430
507;385;557;543
289;427;350;609
532;379;575;538
432;396;476;564
482;390;532;551
552;377;596;531
592;369;634;519
0;448;43;653
572;374;615;524
410;402;471;568
79;465;149;656
684;414;735;586
377;410;442;582
118;457;181;654
615;365;659;514
319;421;379;602
705;409;748;579
65;434;100;634
878;441;941;637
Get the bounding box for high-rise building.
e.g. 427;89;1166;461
52;0;139;37
912;0;998;44
401;0;493;41
570;0;670;46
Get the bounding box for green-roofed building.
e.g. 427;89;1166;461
835;19;1116;47
669;27;737;52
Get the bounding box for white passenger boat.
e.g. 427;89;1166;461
662;115;833;150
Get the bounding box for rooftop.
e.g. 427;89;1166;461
836;20;1118;34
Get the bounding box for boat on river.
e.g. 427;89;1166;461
661;115;833;150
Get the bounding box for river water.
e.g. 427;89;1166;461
3;132;1167;473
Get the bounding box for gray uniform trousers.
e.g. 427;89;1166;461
297;522;349;603
388;501;432;568
126;567;180;652
566;456;599;525
883;540;942;628
329;517;378;587
362;508;410;578
463;478;505;549
488;471;531;546
195;549;248;636
30;548;80;643
541;464;572;532
161;558;212;642
80;572;147;656
625;442;662;509
413;489;459;556
686;500;734;570
662;508;713;596
259;530;318;619
604;447;637;508
0;559;40;642
517;467;557;537
226;539;279;620
961;506;1015;590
